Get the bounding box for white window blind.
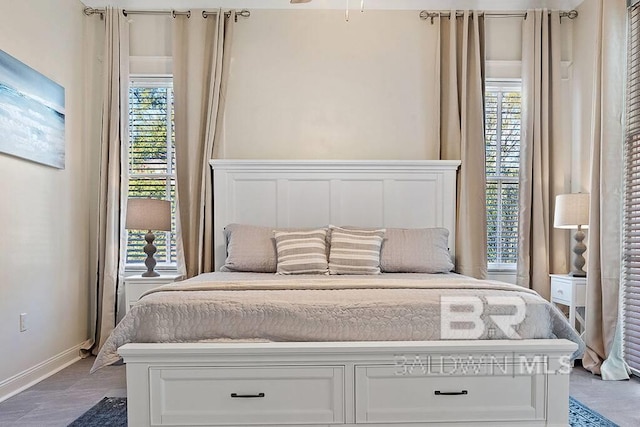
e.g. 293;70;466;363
126;77;177;267
624;2;640;374
485;81;522;269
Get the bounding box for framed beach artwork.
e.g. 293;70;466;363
0;49;65;169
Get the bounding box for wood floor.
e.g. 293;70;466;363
0;357;638;426
0;358;126;426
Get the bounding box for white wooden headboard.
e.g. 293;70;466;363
209;160;461;271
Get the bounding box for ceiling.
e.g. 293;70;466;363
82;0;585;11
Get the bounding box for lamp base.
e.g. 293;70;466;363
570;227;587;279
143;230;160;277
142;270;160;278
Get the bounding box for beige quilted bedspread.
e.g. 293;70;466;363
92;272;584;372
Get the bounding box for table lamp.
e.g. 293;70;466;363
126;198;171;277
554;193;590;277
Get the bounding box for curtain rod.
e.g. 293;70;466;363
83;7;250;21
419;9;578;24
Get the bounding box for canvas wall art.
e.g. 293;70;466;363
0;49;65;169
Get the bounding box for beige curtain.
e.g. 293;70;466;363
437;11;487;279
173;10;235;278
582;0;630;380
82;8;129;355
517;10;567;300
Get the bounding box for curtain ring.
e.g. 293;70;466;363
171;10;176;18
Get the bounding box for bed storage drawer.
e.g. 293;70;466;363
149;365;345;425
355;364;546;424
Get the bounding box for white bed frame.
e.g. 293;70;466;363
119;160;577;427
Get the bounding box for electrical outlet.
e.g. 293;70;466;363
19;313;27;332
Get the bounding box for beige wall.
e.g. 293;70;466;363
0;0;98;398
223;12;573;160
129;10;575;162
221;10;439;159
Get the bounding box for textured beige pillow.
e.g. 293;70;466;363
380;228;453;273
274;229;329;275
328;226;385;275
220;224;277;273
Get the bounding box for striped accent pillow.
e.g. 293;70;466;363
274;228;329;275
329;227;385;275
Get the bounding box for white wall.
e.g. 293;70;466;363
0;0;97;399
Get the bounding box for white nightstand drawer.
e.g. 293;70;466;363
549;274;587;334
551;279;572;304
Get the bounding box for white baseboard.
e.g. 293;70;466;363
0;343;83;403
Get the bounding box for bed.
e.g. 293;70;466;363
107;160;582;426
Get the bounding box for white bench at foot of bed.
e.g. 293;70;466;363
119;340;576;427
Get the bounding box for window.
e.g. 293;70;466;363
624;1;640;375
485;81;522;270
125;77;177;268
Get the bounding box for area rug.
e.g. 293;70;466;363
67;397;126;427
68;396;618;426
569;396;619;427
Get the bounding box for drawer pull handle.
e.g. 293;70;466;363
230;393;265;398
434;390;468;396
557;290;564;294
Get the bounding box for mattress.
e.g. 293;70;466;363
92;272;585;372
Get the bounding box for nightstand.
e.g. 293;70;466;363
549;274;587;333
124;273;181;313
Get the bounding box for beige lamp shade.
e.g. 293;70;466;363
554;193;590;229
126;198;171;231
